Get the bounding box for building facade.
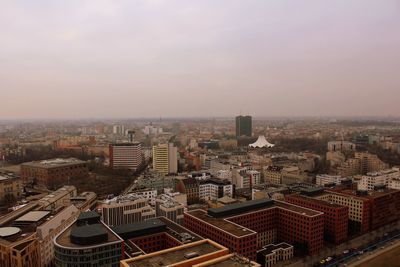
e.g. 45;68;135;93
236;115;252;138
153;143;178;175
184;199;324;260
100;194;155;227
109;142;142;170
21;158;88;190
53;212;124;267
285;194;348;244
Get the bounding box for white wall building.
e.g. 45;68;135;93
131;189;158;205
316;174;345;186
109;142;143;170
199;179;234;201
100;194;155;226
358;168;400;190
155;195;185;225
37;205;80;267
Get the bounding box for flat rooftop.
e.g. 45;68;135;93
194;254;260;267
118;217;203;256
325;188;400;199
0;206;66;245
207;199;275;218
0;170;20;181
15;211;50;223
21;158;86;169
158;217;203;242
111;142;141;146
124;240;224;267
187;201;322;237
186;210;256;237
275;201;323;217
287;194;346;209
55;221;121;248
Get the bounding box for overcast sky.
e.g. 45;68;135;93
1;0;399;119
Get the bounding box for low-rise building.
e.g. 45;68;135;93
155;195;185;225
358;168;400;191
21;158;88;190
257;243;294;267
316;174;346;186
0;170;22;204
37;185;78;210
199;178;234;201
263;166;283;184
176;178;199;205
99;194;155;227
0;205;79;267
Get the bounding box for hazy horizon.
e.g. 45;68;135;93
1;1;400;119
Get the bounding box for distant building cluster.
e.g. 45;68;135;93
1;115;400;267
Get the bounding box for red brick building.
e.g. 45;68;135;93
323;188;400;232
112;217;204;258
21;158;88;190
184;199;324;260
285;194;348;244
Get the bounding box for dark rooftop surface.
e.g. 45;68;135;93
121;217;204;256
287;194;347;209
187;210;256;237
274;201;322;216
70;224;108;245
55;221;121;248
126;242;221;267
77;211;99;221
208;199;274;218
112;219;167;240
325;188;400;198
111;142;141;146
299;187;325;197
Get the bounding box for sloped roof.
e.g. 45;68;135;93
249;136;275;148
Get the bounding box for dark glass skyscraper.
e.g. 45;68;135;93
236;115;252;137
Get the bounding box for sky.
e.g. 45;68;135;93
1;0;400;119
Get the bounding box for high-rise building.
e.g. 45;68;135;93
109;142;142;170
152;143;178;175
112;124;125;135
236;115;252;138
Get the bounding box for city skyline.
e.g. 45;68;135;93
1;0;400;119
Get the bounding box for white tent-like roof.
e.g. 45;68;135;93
249;135;275;148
